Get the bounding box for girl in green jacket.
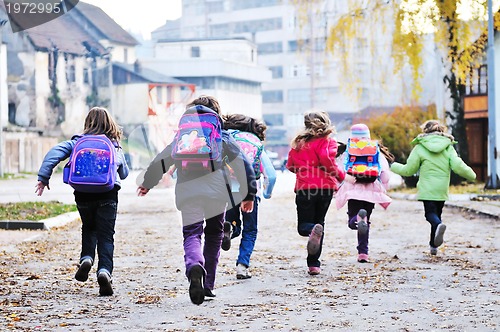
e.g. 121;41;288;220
390;120;476;255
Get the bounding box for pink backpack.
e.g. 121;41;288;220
229;129;263;178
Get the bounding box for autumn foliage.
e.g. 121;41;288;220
360;105;437;163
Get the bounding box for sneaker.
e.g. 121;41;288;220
357;209;368;235
221;221;233;251
308;266;321;275
430;246;438;255
188;265;205;305
204;288;216;298
307;224;323;255
434;224;446;247
75;258;92;282
357;253;369;263
236;264;252;280
97;270;113;296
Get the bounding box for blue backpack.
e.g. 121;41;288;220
171;105;223;172
345;137;381;183
63;135;117;192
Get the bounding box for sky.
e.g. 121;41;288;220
82;0;182;39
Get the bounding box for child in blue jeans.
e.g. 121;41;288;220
137;96;257;305
36;107;129;296
221;114;277;279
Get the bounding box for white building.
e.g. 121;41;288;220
152;0;442;157
141;37;271;120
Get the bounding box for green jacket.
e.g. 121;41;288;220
390;133;476;201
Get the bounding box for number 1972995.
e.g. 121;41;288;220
5;2;62;14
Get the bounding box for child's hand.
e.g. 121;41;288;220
35;181;49;196
240;200;254;213
137;186;150;196
344;174;357;184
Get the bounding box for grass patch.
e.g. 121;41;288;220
0;201;77;221
0;173;31;180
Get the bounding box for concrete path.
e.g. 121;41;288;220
0;171;498;331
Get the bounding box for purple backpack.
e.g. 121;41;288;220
63;135;117;193
171;105;223;171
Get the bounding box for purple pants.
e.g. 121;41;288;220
347;199;375;255
181;199;227;290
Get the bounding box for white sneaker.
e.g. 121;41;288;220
434;224;447;247
236;264;251;280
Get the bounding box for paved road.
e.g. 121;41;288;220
0;172;498;331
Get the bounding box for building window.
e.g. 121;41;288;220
124;48;128;63
156;87;163;104
257;42;283;55
232;0;280;10
83;68;89;84
288;88;310;104
210;23;230;37
234;17;282;33
269;66;283;79
191;46;201;58
290;64;310;78
263;114;284;126
262;90;283;103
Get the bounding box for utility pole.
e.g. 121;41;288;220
0;20;7;178
487;0;498;189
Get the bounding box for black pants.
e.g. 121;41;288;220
422;200;445;248
295;189;333;267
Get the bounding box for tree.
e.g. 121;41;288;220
293;0;491;166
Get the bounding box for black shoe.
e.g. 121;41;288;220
75;258;92;282
357;209;368;235
204;288;216;298
188;265;205;305
221;221;233;251
97;270;113;296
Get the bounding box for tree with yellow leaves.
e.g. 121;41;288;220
293;0;491;165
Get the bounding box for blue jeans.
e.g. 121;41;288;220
225;196;260;268
347;199;375;255
423;200;445;248
181;199;227;291
76;200;117;275
295;189;333;268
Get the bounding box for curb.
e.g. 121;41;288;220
0;211;80;231
444;203;500;220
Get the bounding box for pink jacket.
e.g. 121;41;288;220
335;154;392;210
287;137;345;192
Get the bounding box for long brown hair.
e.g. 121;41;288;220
291;110;334;149
379;142;395;164
83;107;122;142
187;95;222;115
223;114;267;141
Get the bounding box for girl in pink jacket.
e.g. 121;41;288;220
335;124;394;263
286;111;345;276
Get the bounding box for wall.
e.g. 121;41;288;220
112;83;148;126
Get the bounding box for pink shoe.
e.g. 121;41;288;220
307;224;323;255
308;266;321;275
357;253;369;263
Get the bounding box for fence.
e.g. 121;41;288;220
2;132;59;174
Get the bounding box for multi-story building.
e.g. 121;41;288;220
152;0;441;157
